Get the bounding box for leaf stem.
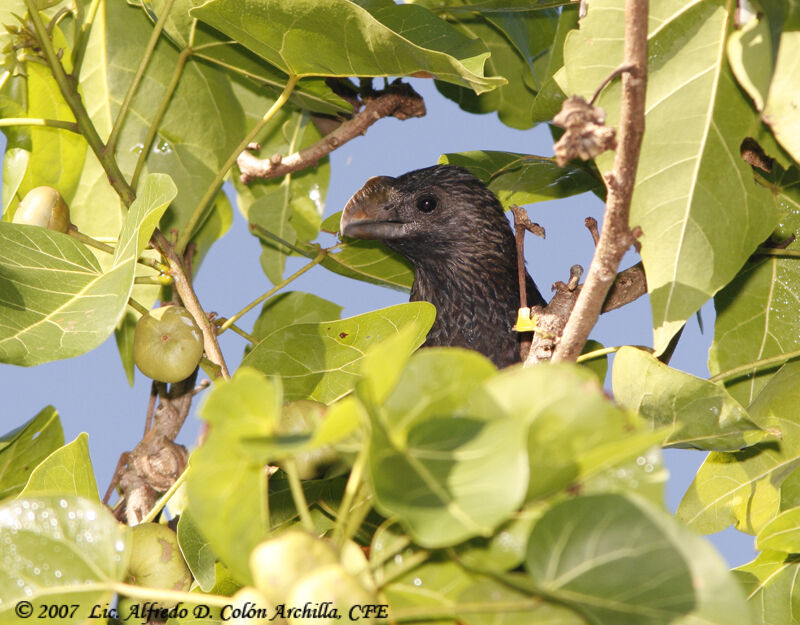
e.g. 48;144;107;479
283;460;315;532
333;445;368;546
174;74;299;256
576;345;620;363
109;582;230;608
24;0;135;206
131;45;193;190
67;226;116;254
217;249;325;333
250;222;316;258
71;0;102;76
127;297;150;316
710;348;800;384
755;247;800;258
141;468;189;523
107;0;178;155
0;117;79;132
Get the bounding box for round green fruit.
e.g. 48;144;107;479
13;186;71;232
126;523;192;607
133;306;204;383
250;529;338;605
287;564;377;625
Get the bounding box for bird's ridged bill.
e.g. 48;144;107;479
340;175;408;239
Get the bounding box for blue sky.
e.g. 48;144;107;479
0;79;755;566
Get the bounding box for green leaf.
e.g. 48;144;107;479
186;367;280;583
251;291;342;344
242;303;435;403
564;0;779;353
177;509;218;593
137;0;353;115
0;173;175;365
18;433;99;500
735;551;800;625
15;38;86;205
234;102;329;285
526;494;695;625
0;407;63;500
710;166;800;406
612;346;767;450
0;496;129;623
75;1;242;251
530;5;578;123
466;363;660;501
728;17;800;164
316;239;415;291
435;10;557;129
382;555;476;623
439;150;601;206
678;361;800;535
756;506;800;553
367;349;529;547
191;0;505;94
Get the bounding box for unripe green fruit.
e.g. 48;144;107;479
12;186;71;232
133;305;204;383
250;530;338;605
126;523;192;608
287;564;376;625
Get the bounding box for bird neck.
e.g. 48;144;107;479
409;250;521;314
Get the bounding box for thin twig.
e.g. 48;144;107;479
590;63;635;105
551;0;648;363
218;249;326;334
237;81;426;183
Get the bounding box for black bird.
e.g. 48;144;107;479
340;165;545;368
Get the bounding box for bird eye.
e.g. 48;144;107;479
416;194;438;213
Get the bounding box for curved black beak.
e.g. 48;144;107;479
340;176;407;240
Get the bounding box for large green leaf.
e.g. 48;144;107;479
190;0;505;93
0;496;129;623
186;367;280;584
728;16;800;165
756;506;800;553
18;433;99;500
435;9;557;129
366;349;529;547
0;174;176;365
678;361;800;535
563;0;778;353
735;550;800;625
465;363;662;502
242;303;434;403
250;291;342;344
440;150;601;205
709;166;800;406
0;407;63;500
75;1;240;251
526;494;696;625
612;346;767;451
138;0;353;115
316;239;415;292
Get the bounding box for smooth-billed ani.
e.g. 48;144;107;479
340;165;545;368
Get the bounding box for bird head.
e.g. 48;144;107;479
340;165;512;264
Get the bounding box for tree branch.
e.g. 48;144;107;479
237;80;426;183
551;0;648;363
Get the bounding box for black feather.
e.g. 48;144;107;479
341;165;544;368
